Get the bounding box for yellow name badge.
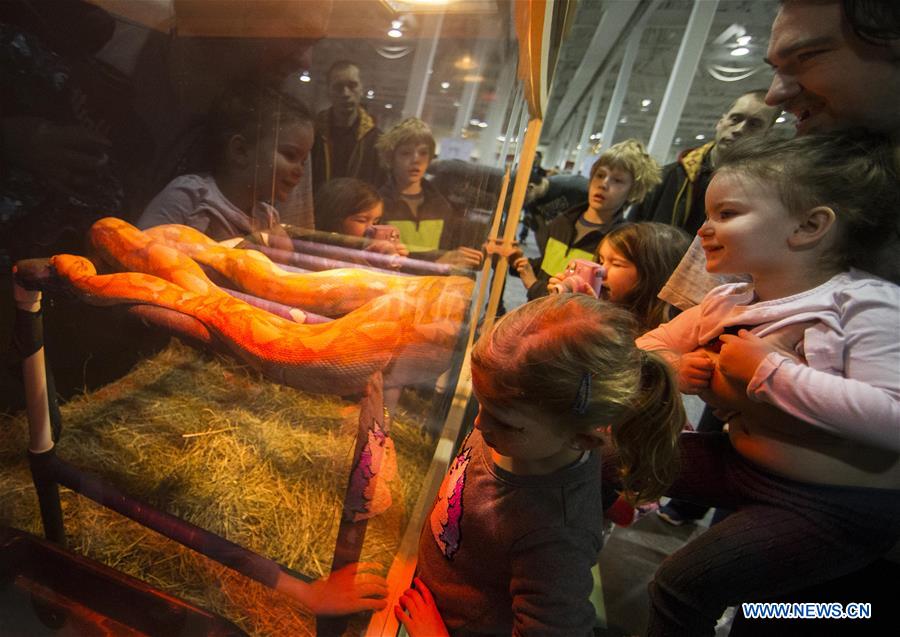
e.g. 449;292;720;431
540;237;595;276
388;219;445;252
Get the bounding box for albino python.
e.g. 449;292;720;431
52;218;474;395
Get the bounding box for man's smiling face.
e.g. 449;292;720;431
764;0;900;137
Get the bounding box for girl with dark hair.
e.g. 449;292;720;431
314;177;382;236
550;221;691;333
138;82;314;241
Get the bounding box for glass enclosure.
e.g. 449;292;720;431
0;0;559;635
4;1;853;636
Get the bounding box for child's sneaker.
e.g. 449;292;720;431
633;500;660;521
656;503;689;526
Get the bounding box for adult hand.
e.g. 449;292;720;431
280;561;387;615
513;256;537;289
2;117;111;198
394;578;449;637
677;350;716;394
437;246;483;269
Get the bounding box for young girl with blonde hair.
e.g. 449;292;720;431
395;294;685;636
638;130;900;635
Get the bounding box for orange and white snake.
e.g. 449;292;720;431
52;218;474;395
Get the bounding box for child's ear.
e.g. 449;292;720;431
226;134;252;168
789;205;836;249
572;431;604;451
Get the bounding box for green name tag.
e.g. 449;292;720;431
540;237;595;276
388;219;445;252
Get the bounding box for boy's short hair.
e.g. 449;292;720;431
376;117;436;169
207;80;313;169
589;139;662;205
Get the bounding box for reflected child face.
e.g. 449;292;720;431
391;143;431;190
340;202;383;237
256;121;314;203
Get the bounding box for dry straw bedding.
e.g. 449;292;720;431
0;340;435;636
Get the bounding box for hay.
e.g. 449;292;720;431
0;339;436;636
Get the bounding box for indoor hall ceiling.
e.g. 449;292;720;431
296;0;514;137
544;0;793;162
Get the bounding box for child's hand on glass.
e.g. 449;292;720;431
677;350;716;394
277;561;388;615
513;256;537;288
394;577;449;637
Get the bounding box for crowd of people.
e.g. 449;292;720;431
2;0;899;635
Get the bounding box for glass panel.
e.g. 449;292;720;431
0;1;527;635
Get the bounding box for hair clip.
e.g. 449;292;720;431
573;371;592;415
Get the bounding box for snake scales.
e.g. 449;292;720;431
51;218;474;395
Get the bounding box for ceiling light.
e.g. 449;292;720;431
391;20;403;29
299;71;311;83
478;122;487;128
469;118;480;126
454;55;477;71
385;103;393;109
696;134;706;140
736;35;752;45
619;116;628;124
388;28;403;38
440;81;450;89
496;135;505;142
776;116;786;123
641;99;651;107
730;47;750;57
366;89;375;99
675;137;682;144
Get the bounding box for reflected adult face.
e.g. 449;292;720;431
765;0;900;136
714;94;778;149
328;65;363;119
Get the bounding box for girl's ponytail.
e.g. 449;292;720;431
612;350;684;503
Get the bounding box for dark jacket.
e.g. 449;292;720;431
311;106;384;195
629;141;715;235
525;203;626;300
379;178;461;261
